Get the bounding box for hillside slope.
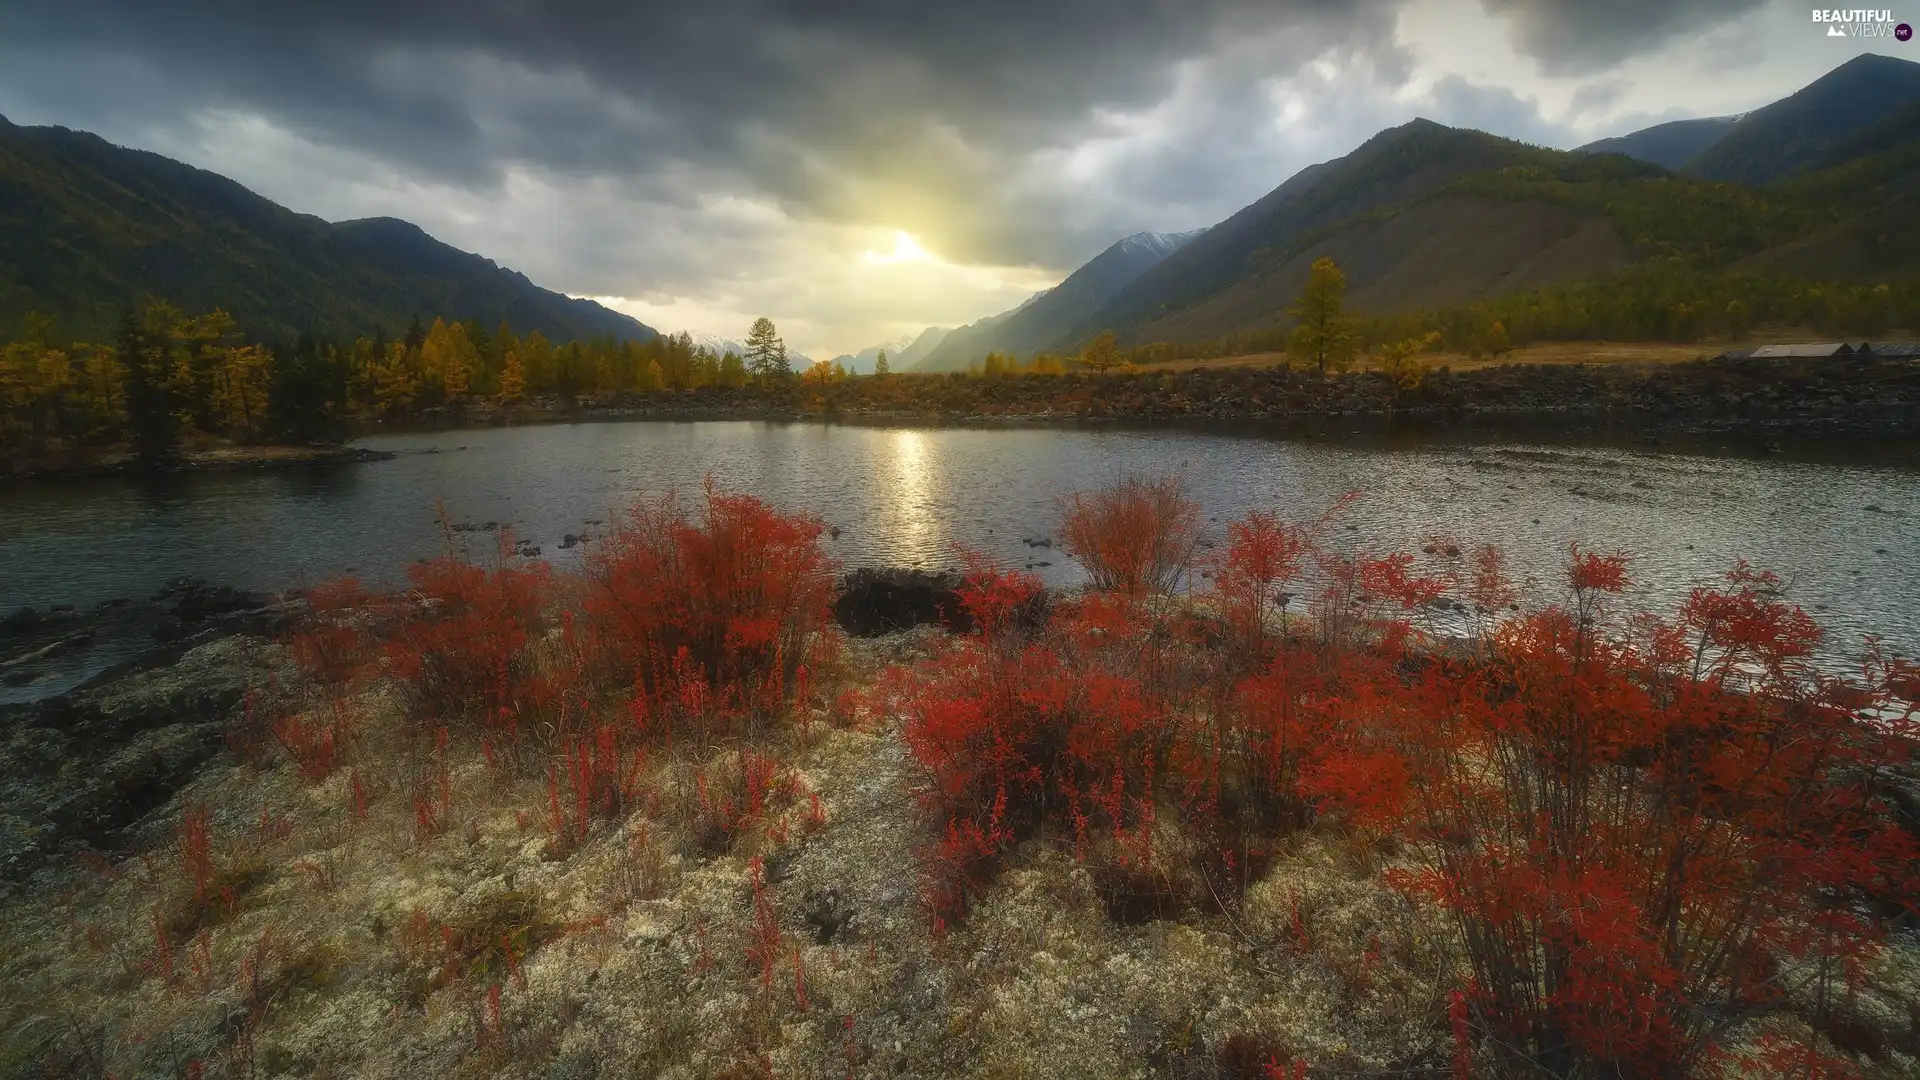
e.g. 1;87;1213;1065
916;229;1207;371
0;116;657;343
1681;52;1920;184
1029;120;1628;352
1575;115;1739;169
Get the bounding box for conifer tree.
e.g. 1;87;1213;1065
745;317;789;380
1287;257;1359;377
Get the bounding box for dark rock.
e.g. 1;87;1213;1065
1;607;40;638
832;568;971;637
0;634;281;894
803;887;855;944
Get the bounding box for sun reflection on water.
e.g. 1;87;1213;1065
883;429;940;566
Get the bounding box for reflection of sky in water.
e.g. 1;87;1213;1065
3;420;1916;673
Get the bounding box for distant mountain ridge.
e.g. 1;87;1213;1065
914;228;1208;371
0;115;658;344
1574;115;1740;169
1680;53;1920;184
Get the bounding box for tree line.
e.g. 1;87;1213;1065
0;304;817;464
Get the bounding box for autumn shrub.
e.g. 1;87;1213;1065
584;481;835;737
385;545;551;730
288;576;380;686
545;722;649;855
896;557;1194;924
1060;473;1200;595
1356;554;1920;1077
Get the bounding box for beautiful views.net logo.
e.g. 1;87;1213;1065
1811;8;1910;36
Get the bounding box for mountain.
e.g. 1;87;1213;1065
0;115;657;344
1680;53;1920;184
915;229;1207;371
1574;115;1739;169
1024;119;1634;353
891;326;951;370
1735;96;1920;280
829;335;914;375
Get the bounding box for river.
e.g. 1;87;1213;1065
2;419;1915;700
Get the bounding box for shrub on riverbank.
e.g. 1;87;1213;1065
3;479;1916;1079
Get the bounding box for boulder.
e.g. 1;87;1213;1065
832;568;971;637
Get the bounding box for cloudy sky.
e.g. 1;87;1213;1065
0;1;1905;356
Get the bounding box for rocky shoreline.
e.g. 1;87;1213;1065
370;354;1920;439
0;569;971;893
1;445;396;483
0;579;289;894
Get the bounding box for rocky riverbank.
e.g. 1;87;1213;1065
0;569;966;891
372;354;1920;438
1;444;396;483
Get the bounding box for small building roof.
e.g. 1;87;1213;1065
1748;343;1854;359
1860;342;1920;358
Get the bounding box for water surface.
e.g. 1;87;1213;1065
3;420;1914;701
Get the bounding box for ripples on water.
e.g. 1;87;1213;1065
2;420;1915;696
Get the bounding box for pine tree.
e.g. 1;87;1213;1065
117;308;180;464
745;317;789;380
874;348;891;378
1287;257;1359;377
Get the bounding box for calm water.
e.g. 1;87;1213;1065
3;420;1916;700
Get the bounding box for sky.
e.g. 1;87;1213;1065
0;1;1908;357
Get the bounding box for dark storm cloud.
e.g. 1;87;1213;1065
0;0;1403;266
1480;0;1774;74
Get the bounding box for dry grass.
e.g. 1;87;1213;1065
0;628;1474;1080
3;616;1914;1078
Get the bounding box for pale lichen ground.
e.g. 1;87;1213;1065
3;627;1916;1079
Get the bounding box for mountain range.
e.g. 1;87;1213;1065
890;51;1920;372
4;52;1918;364
0;116;657;344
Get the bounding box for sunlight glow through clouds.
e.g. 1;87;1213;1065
862;231;934;265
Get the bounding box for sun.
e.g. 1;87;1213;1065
862;230;935;265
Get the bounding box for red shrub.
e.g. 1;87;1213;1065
289;576;378;685
178;804;214;903
584;481;834;735
1365;555;1919;1076
546;723;647;852
897;557;1181;924
272;700;349;782
1059;474;1200;595
386;549;551;729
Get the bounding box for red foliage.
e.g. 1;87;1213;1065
289;577;378;685
894;479;1914;1077
744;855;783;991
546;722;647;851
897;555;1183;924
584;481;834;736
177;804;213;903
385;547;551;729
272;700;348;782
1366;555;1919;1076
1059;473;1200;595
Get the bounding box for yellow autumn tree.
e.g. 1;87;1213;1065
214;343;271;435
1375;331;1442;392
76;344;124;435
1080;330;1122;373
640;358;664;392
374;340;418;417
1286;257;1359;377
499;348;527;403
